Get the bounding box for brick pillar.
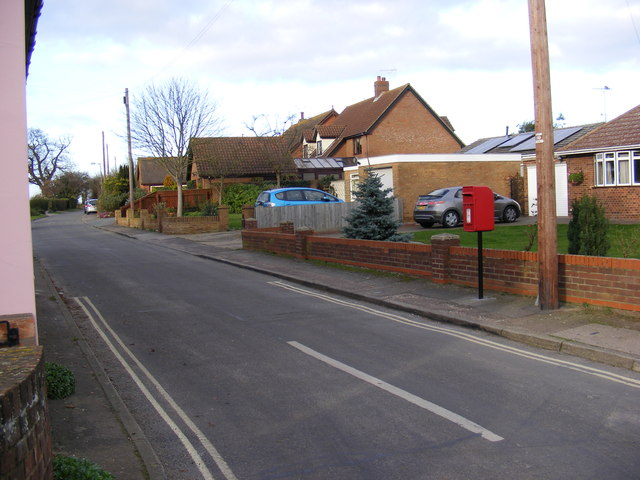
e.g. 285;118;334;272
431;233;460;284
242;204;255;228
280;221;295;234
295;227;314;259
244;218;257;230
218;206;229;231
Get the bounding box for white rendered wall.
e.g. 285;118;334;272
0;1;37;323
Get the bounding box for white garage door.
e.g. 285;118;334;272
526;163;568;216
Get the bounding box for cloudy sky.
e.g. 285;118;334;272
27;0;640;182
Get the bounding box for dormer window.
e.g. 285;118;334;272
303;144;309;159
317;141;323;156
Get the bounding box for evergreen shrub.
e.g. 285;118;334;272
567;195;610;256
343;168;410;242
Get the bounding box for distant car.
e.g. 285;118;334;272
413;186;520;228
84;199;97;214
255;187;344;207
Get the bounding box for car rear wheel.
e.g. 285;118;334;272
442;210;460;228
503;205;518;223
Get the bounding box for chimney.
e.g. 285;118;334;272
374;76;389;97
300;112;305;120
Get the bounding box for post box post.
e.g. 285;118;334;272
462;186;495;299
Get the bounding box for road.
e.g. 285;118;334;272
32;212;640;479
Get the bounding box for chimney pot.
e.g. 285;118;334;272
374;76;390;97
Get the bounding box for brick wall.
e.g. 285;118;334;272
242;227;640;312
115;207;229;234
0;347;52;480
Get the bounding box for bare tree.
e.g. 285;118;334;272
245;114;298;187
129;78;223;216
28;128;72;196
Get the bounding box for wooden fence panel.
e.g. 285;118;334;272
255;199;403;232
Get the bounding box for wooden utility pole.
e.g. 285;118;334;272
528;0;559;309
124;88;135;219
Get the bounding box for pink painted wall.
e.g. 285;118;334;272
1;1;37;327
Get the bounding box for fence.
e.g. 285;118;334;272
241;226;640;312
122;189;216;215
254;199;403;232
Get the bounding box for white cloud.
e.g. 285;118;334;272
26;0;640;180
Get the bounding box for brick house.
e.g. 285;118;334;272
303;76;465;160
555;104;640;221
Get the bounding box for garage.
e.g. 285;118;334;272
526;163;569;216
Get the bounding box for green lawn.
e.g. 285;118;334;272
228;213;243;230
411;224;640;259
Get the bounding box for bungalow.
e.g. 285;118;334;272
462;124;602;216
556;104;640;221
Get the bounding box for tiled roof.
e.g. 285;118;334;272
137;157;170;185
332;84;409;139
282;109;338;150
316;124;346;139
558;104;640;152
322;83;463;156
190;137;296;177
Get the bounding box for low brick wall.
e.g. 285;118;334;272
115;206;229;234
241;227;640;312
0;347;52;480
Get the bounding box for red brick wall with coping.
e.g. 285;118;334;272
241;227;640;312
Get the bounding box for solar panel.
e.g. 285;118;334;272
464;136;511;154
552;126;583;144
510;127;583;152
501;132;534;147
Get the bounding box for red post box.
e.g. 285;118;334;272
462;186;495;232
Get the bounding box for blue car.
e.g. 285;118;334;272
255;187;344;207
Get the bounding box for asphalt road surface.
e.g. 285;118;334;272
32;211;640;480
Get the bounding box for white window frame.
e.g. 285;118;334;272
594;150;640;186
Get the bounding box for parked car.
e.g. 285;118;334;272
255;187;344;207
413;186;520;228
84;199;97;214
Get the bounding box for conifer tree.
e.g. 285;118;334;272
343;169;410;242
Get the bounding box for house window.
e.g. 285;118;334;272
317;141;323;156
594;150;640;186
303;144;309;159
353;137;362;155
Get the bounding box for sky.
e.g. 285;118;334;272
26;0;640;187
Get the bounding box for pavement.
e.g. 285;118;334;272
36;215;640;479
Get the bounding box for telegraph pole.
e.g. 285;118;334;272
528;0;559;309
124;88;135;219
